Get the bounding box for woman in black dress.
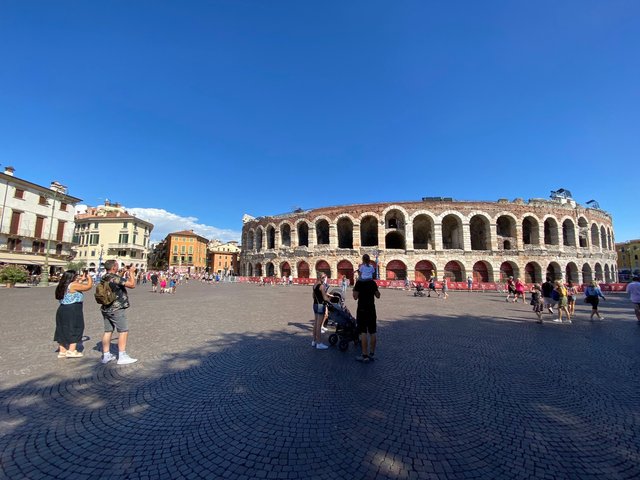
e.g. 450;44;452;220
54;270;93;358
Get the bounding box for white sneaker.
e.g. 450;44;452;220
321;326;328;333
117;353;138;365
315;343;329;350
311;341;316;347
101;352;115;364
552;319;562;323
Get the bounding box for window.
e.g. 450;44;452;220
89;234;99;245
188;246;193;254
123;222;128;228
32;241;44;253
56;220;66;242
173;256;178;263
59;202;68;212
181;245;186;253
8;238;22;251
91;250;96;257
173;245;178;253
35;216;45;238
14;188;24;199
39;195;47;205
119;233;129;244
55;244;63;255
188;256;193;263
9;211;21;235
94;223;98;229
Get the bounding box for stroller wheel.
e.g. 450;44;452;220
328;334;338;346
338;339;350;352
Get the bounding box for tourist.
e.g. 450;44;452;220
541;278;555;313
626;275;640;321
529;284;544;323
358;254;376;281
566;281;578;316
553;280;570;323
54;270;93;358
341;275;348;296
353;275;381;362
427;276;439;298
514;278;526;303
169;276;177;294
99;260;138;365
150;272;158;292
441;276;449;300
312;273;331;349
467;276;473;292
159;275;167;293
584;280;606;321
505;276;516;302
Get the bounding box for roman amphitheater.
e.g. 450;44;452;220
239;194;617;286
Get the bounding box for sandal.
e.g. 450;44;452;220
57;352;67;359
65;350;84;358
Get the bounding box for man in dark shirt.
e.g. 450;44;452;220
150;272;159;292
541;278;555;314
353;279;381;363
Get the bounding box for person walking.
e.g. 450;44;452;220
312;273;331;349
584;280;606;320
99;260;138;365
530;284;544;323
441;276;449;300
427;276;439;298
626;275;640;321
541;278;555;314
566;281;578;316
553;280;570;323
353;276;381;363
514;278;526;303
54;270;93;358
505;277;515;302
467;276;473;292
341;275;348;296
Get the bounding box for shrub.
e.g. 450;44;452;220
0;265;29;285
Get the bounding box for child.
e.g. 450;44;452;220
358;254;376;281
530;284;544;323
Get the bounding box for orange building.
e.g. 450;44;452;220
208;240;240;275
166;230;209;273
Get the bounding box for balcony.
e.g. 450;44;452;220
107;242;147;252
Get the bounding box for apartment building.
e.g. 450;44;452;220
166;230;209;273
208;240;240;275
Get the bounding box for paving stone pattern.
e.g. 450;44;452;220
0;283;639;479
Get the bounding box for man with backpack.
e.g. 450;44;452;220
97;259;138;365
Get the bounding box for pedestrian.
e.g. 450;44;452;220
169;276;177;294
505;277;515;302
584;280;606;321
159;276;167;293
553;280;570;323
99;260;138;365
441;276;449;300
529;284;544;323
311;273;331;349
427;276;440;298
541;278;555;313
54;270;93;358
566;281;578;316
514;278;526;303
341;275;348;296
353;276;381;363
150;272;158;292
467;276;473;292
358;254;376;281
626;275;640;322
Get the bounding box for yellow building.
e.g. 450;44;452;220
616;239;640;281
166;230;209;273
208;240;240;276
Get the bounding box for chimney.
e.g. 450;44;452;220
4;166;15;176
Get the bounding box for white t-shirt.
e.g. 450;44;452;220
626;281;640;303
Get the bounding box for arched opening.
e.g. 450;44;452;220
444;260;464;282
565;262;579;283
604;264;611;283
280;262;291;277
337;218;353;249
316;220;330;245
594;263;603;282
315;260;331;278
546;262;562;281
255;263;263;277
266;226;275;249
500;261;518;282
415;260;435;283
266;262;275;277
255;228;263;252
385;260;407;280
442;215;463;249
385;209;406;230
503;240;511;250
600;227;607;251
297;222;309;247
337;260;354;285
360;216;379;247
281;224;291;247
469;215;490;251
544;218;559;246
247;230;255;250
525;262;541;284
297;261;310;279
522;216;540;245
496;215;516;250
607;230;612;250
577;218;588;248
582;264;593;284
412;215;434;250
590;224;600;248
385;231;406;250
562;220;576;247
247;263;253;276
472;261;491;282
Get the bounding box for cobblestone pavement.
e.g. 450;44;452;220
0;282;639;479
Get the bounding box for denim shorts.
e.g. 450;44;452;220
313;304;326;315
102;308;129;333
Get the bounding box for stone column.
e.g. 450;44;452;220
490;224;498;251
308;225;316;249
434;223;443;251
353;223;361;249
273;229;280;250
405;221;414;252
514;223;523;251
329;223;338;250
291;225;298;248
377;221;385;250
462;222;471;251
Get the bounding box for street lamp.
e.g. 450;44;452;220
97;244;104;280
42;186;64;286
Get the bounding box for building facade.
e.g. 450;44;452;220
73;201;153;271
616;239;640;282
0;166;81;275
166;230;209;273
240;195;617;285
208;240;240;275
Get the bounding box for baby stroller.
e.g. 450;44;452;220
413;282;426;297
325;291;359;351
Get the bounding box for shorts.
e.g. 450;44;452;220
102;308;129;333
356;312;377;334
313;304;326;315
543;296;554;305
508;287;516;294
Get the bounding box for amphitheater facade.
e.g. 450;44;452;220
239;196;617;285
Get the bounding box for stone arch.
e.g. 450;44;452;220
280;223;292;247
496;214;517;250
604;264;611;283
266;225;276;249
562;218;576;247
500;261;519;281
577;217;589;248
337;259;354;285
266;262;275;277
297;261;310;279
565;262;579;283
315;219;330;245
385;231;406;250
441;214;463;249
472;261;492;282
280;261;291;277
385;259;407;280
255;263;263;277
546;262;562;281
255;227;263;252
337;217;354;249
246;229;255;250
247;263;253;276
524;262;542;284
600;226;607;251
582;263;593;284
360;215;379;247
522;215;540;246
412;214;435;250
594;263;603;282
469;214;491;251
381;205;410;225
415;260;435;282
315;260;331;278
544;217;559;246
297;221;309;247
444;260;465;282
590;223;600;248
607;228;612;250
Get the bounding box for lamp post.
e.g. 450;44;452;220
97;244;104;280
42;188;61;286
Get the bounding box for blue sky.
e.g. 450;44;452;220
1;1;638;242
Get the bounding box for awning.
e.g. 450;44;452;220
0;252;67;267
